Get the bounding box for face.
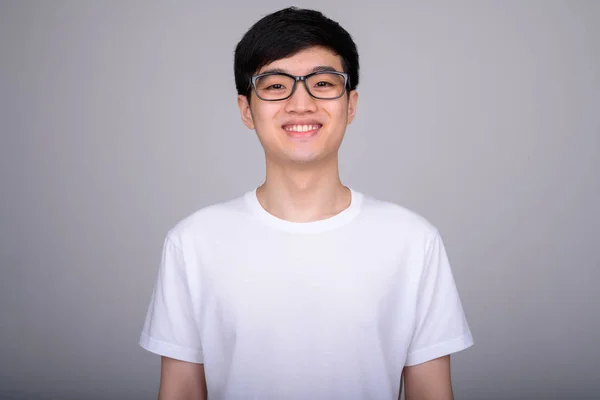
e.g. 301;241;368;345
237;46;358;165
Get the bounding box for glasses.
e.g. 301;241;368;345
250;71;349;101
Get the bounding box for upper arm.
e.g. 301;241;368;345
159;356;207;400
139;234;206;398
404;231;473;366
401;231;473;399
403;355;453;400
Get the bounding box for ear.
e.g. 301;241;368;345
237;94;255;130
346;90;359;125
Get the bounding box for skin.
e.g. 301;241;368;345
403;355;454;400
158;46;454;400
158;357;206;400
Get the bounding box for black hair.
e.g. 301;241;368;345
234;7;359;99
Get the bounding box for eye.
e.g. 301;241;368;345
266;84;286;90
315;81;333;87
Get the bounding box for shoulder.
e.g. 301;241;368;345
356;191;440;246
164;192;249;248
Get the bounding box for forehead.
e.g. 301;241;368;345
257;46;344;75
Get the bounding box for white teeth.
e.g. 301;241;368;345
284;124;320;132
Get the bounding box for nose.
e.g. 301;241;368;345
284;80;318;113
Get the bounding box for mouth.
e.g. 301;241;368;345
282;123;322;138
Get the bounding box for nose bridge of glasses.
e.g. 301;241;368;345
290;75;315;99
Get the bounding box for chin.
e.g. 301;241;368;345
285;149;336;165
265;141;340;165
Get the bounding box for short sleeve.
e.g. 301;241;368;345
139;234;203;363
405;231;474;366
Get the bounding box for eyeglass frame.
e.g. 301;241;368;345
248;70;350;101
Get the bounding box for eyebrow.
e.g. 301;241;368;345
258;65;340;75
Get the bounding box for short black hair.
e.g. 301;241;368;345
234;7;359;99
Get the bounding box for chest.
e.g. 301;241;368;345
197;232;420;335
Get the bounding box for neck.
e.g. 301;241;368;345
257;155;351;223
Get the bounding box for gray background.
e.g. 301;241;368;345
1;1;599;399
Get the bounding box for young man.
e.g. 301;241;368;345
140;7;474;400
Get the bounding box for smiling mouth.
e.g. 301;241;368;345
282;124;322;137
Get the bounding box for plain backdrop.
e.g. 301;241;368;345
1;1;599;399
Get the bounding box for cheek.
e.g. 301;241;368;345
325;103;349;125
252;105;281;130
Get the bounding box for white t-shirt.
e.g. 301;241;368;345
139;187;474;400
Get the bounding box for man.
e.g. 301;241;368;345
140;7;474;400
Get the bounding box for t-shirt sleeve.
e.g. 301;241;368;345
138;234;203;364
405;230;474;366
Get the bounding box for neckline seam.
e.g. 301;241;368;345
245;187;362;234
